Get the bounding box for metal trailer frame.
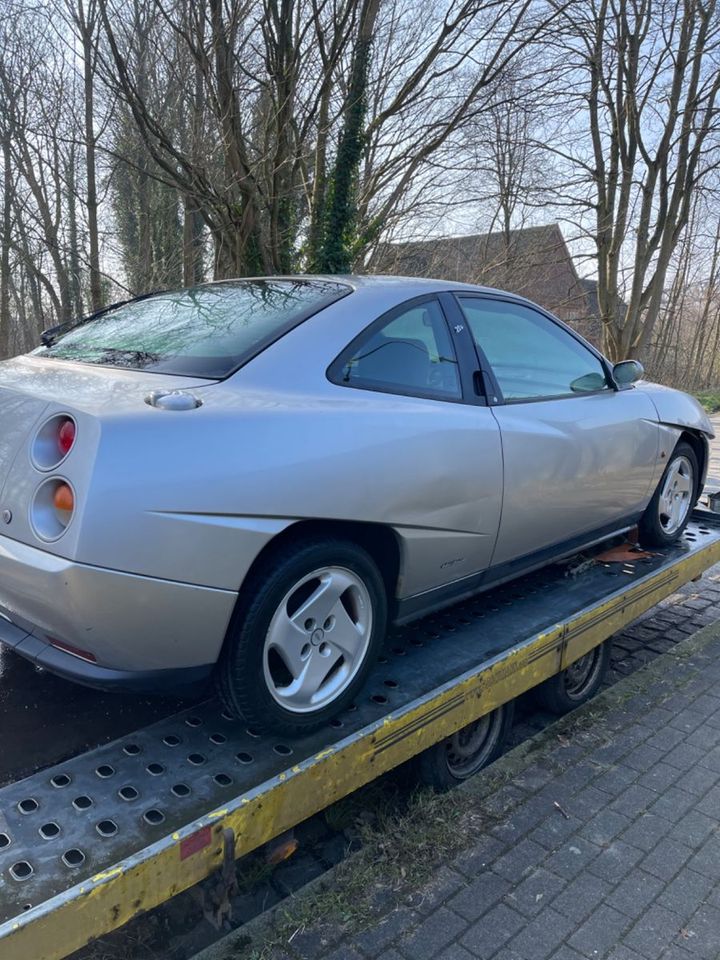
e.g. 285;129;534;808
1;511;720;960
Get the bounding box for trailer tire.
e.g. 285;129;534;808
414;701;514;792
534;640;610;715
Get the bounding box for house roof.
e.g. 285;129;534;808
370;223;593;325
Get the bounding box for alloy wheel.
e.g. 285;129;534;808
262;565;373;714
658;455;694;535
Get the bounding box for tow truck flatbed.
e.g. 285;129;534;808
2;511;720;960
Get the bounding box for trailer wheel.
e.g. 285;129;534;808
414;701;514;791
534;640;610;715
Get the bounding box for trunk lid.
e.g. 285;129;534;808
0;355;214;415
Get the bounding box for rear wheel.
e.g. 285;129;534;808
534;640;610;715
639;441;698;547
414;701;514;791
217;539;387;735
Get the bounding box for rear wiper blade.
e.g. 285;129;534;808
40;289;168;347
40;321;72;347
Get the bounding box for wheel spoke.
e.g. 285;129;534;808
327;602;365;659
290;570;355;631
675;472;691;495
268;618;308;680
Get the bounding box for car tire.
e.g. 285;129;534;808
638;441;699;547
216;538;387;735
534;640;610;715
414;701;514;792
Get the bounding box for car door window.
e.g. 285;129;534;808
331;299;462;400
458;297;610;401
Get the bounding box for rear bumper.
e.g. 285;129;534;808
0;614;213;694
0;531;237;690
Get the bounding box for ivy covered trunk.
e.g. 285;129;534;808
311;0;381;274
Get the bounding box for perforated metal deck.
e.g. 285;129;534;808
1;513;720;959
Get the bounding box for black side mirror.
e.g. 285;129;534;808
612;359;644;386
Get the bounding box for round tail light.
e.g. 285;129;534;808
32;415;77;470
53;482;74;517
58;419;76;457
31;479;75;540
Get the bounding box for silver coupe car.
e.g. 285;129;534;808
0;276;711;732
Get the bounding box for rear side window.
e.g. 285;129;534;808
33;279;351;379
329;299;461;400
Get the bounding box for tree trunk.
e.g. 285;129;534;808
306;87;331;268
313;0;382;273
66;145;84;318
0;132;11;357
80;0;103;311
183;194;204;286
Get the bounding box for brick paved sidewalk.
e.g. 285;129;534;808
203;618;720;960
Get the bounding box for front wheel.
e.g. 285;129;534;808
414;701;515;791
639;441;698;547
216;539;387;735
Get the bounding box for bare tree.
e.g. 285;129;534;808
0;11;78;322
66;0;104;311
649;186;720;389
546;0;720;361
95;0;565;278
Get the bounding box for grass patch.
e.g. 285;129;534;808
241;784;499;959
695;390;720;413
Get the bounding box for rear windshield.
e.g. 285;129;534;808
32;279;351;378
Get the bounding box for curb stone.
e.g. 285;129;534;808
192;617;720;960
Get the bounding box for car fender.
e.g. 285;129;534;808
636;382;714;438
635;382;712;492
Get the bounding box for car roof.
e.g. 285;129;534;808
203;273;513;298
340;274;509;294
175;274;547;323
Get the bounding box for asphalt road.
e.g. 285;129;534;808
2;413;719;790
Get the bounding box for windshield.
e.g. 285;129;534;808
32;279;352;378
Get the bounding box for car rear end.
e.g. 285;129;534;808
0;279;354;694
0;359;240;693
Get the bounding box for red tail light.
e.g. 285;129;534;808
58;418;76;456
32;414;77;471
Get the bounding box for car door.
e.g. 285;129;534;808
454;294;660;568
326;294;504;600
